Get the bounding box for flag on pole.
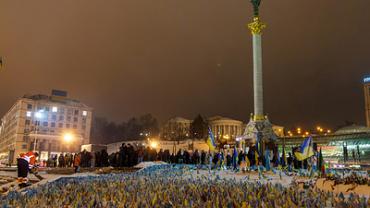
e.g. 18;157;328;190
318;148;325;176
207;127;216;151
294;136;314;161
254;150;259;166
282;145;287;167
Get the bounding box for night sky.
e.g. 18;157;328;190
0;0;369;130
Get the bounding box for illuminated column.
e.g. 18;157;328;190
248;17;266;120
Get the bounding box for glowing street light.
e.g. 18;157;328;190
34;110;44;119
150;141;158;149
63;133;74;143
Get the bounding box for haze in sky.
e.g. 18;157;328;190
0;0;369;129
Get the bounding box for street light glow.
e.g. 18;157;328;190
150;141;158;149
34;110;44;119
63;133;74;143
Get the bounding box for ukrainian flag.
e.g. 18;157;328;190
207;127;217;151
294;136;314;161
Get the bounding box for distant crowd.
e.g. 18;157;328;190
44;143;316;172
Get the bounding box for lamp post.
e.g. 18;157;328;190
33;110;44;152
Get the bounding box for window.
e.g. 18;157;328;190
73;124;77;129
22;144;27;149
25;120;31;125
67;109;73;115
73;117;78;122
58;123;63;128
66;124;70;128
27;104;32;110
59;115;64;121
82;111;87;116
67;116;71;121
74;110;79;115
59;108;65;114
26;111;32;117
45;107;50;112
51;122;56;128
52;106;58;112
43;122;48;127
23;136;29;142
82;125;86;130
52;115;57;120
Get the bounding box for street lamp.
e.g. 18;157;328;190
63;133;74;143
33;110;45;152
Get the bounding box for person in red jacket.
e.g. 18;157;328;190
17;151;39;188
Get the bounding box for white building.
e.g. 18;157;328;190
208;116;245;143
160;117;192;140
0;90;92;165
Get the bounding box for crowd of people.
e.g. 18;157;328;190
2;165;369;207
48;143;311;173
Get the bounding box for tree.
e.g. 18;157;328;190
190;114;208;139
90;117;109;144
138;114;159;137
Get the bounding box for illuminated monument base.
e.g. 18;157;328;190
242;115;276;155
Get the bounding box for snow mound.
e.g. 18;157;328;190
134;161;167;169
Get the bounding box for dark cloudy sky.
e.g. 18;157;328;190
0;0;369;130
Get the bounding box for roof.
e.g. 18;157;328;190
334;124;370;135
168;117;192;123
207;116;243;123
22;94;91;108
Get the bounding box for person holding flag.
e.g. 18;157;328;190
207;127;217;171
232;146;238;171
294;136;314;161
207;127;217;152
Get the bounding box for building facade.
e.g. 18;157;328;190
364;76;370;127
0;90;92;165
160;116;284;144
208;116;245;143
160;117;192;140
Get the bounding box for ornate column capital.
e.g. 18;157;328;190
247;17;266;35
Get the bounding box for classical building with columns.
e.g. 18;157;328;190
207;116;245;143
0;90;92;165
160;115;284;143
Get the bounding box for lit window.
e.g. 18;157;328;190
26;111;32;117
52;106;58;112
82;111;87;116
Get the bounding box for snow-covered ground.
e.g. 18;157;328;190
1;163;369;198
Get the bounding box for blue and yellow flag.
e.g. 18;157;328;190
294;136;314;161
207;127;217;151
